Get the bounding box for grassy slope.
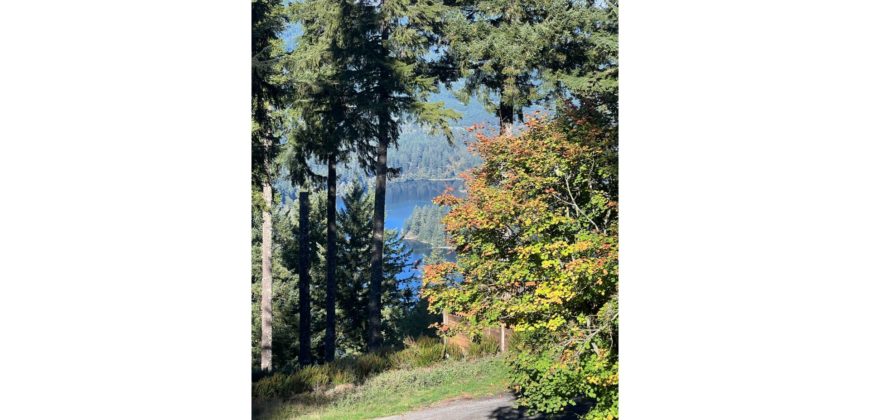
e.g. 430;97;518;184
261;356;510;420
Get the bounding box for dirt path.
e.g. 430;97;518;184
376;393;584;420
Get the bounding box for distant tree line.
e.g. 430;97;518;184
252;0;618;415
403;204;449;248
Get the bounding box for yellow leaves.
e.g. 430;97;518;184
545;317;566;331
541;259;560;269
535;283;574;305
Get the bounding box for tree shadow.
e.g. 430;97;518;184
487;396;593;419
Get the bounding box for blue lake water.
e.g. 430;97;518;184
284;179;463;294
384;180;463;289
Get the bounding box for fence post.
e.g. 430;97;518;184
442;309;449;346
500;323;506;353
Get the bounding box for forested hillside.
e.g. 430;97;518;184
252;0;618;417
388;126;481;181
402;204;449;248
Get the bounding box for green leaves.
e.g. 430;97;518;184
421;106;618;416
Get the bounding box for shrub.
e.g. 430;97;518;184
413;335;441;348
508;326;618;418
252;372;307;400
414;342;446;367
252;357;369;400
444;343;465;361
468;335;500;358
389;336;449;368
352;353;391;380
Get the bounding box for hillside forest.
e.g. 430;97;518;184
252;0;618;418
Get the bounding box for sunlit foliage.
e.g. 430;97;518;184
422;103;618;417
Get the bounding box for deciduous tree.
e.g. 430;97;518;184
422;104;618;416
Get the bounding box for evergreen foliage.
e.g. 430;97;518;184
403;204;449;248
442;0;618;132
252;0;290;185
252;0;291;371
254;0;619;416
253;182;427;370
356;0;461;351
389;127;481;180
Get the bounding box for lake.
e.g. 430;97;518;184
286;179;463;292
385;179;462;289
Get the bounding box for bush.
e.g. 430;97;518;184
445;343;465;361
352;353;391;380
508;328;618;418
252;372;308;399
390;336;448;368
468;335;500;358
414;342;446;366
254;335;469;402
253;355;379;400
297;364;333;391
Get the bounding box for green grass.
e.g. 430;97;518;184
256;355;510;420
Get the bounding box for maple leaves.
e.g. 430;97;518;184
420;103;619;415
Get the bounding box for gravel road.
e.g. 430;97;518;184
376;393;586;420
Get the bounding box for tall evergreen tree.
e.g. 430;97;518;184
252;0;289;372
336;181;373;354
288;0;380;361
359;0;460;351
297;191;312;366
336;180;417;353
442;0;618;134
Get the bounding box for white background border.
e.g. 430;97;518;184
1;1;869;418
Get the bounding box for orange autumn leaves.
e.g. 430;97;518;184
421;105;619;418
421;105;618;334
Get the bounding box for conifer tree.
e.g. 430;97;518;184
336;181;373;353
336;180;416;353
359;0;460;351
252;0;289;372
288;0;380;361
443;0;618;134
297;191;312;366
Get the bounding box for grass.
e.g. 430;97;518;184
255;355;510;420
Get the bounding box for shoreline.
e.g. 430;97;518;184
392;177;463;183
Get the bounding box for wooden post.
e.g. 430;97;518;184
500;324;506;353
442;310;449;346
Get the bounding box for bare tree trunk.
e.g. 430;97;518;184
298;190;312;366
498;102;514;136
260;180;273;371
367;132;387;352
325;154;337;361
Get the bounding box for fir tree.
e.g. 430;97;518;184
252;0;289;372
288;0;382;361
336;180;415;353
443;0;618;133
359;0;460;351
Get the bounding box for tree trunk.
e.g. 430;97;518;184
298;190;312;366
498;102;514;136
260;180;273;371
367;120;388;352
325;155;337;361
368;5;390;353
